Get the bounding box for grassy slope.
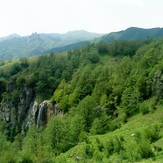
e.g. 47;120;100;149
0;52;67;74
55;107;163;162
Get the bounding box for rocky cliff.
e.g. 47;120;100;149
0;83;62;137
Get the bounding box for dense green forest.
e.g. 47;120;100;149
0;38;163;162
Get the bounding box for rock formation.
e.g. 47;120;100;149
0;83;61;136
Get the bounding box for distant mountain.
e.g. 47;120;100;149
101;27;163;41
1;27;163;60
0;31;103;60
0;33;21;42
43;41;89;55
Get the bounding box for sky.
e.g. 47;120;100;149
0;0;162;37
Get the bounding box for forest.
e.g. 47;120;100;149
0;38;163;162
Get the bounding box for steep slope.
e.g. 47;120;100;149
101;27;163;41
0;38;163;162
43;41;89;54
55;108;163;162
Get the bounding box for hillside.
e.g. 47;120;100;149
55;108;163;162
0;38;163;162
101;27;163;41
43;41;89;54
0;30;103;60
1;27;163;60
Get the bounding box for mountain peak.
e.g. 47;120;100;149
0;33;21;42
101;27;163;41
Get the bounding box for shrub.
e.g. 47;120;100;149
16;75;26;86
90;118;102;135
142;125;160;143
125;133;155;161
85;144;94;158
96;138;104;152
139;97;157;115
105;137;114;156
105;136;124;157
93;150;104;162
139;101;149;115
138;139;154;159
124;141;141;161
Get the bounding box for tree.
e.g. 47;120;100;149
77;96;97;131
19;57;29;68
121;87;139;116
43;116;64;155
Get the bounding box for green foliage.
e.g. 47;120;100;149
16;74;26;85
10;63;22;75
0;132;17;163
142;125;160;143
11;89;20;101
65;114;85;148
98;40;145;57
105;136;124;156
19;57;29;68
77;96;97;131
21;125;38;160
139;101;149;114
124;137;154;161
26;73;37;86
121;87;139;116
43;116;64;153
1;38;163;162
90;118;103;135
139;97;157;114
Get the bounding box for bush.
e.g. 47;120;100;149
93;150;104;162
105;136;124;157
142;125;160;143
26;74;37;86
96;138;104;152
125;132;155;161
85;144;94;158
138;139;154;159
139;101;149;115
11;90;20;101
139;97;157;115
90;118;103;135
105;138;114;156
16;75;26;86
124;141;141;161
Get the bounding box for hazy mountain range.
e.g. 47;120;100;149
0;27;163;60
0;31;103;60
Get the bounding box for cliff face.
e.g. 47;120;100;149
0;83;59;136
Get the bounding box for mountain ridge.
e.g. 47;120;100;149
0;30;103;60
0;27;163;60
101;27;163;41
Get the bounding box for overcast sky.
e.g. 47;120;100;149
0;0;162;37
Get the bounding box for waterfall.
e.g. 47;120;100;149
36;100;54;128
37;103;46;128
